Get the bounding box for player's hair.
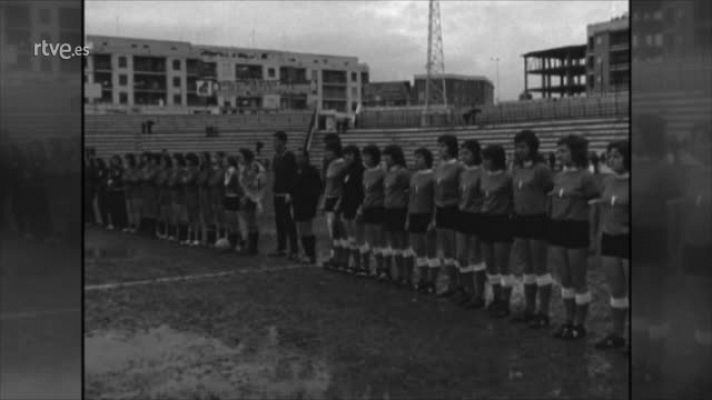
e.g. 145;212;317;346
227;155;239;168
185;152;199;166
273;130;288;142
325;141;343;157
383;144;406;167
482;145;506;171
414;147;433;168
124;153;137;167
557;134;589;169
461;139;482;166
607;140;630;172
362;144;381;166
343;145;362;165
239;148;255;163
437;134;459;158
514;129;545;165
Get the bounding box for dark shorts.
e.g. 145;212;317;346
324;197;339;213
408;213;432;234
512;214;548;240
479;214;513;243
224;196;241;211
362;207;384;225
601;233;630;259
548;219;589;249
384;208;407;232
435;206;459;231
457;211;481;236
682;244;712;277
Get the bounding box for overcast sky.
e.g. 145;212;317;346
86;0;628;102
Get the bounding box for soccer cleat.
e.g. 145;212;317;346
562;325;587;341
552;323;573;339
529;314;551;329
594;334;626;350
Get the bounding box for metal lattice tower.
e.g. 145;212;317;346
425;0;447;112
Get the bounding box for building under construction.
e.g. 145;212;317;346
522;45;587;99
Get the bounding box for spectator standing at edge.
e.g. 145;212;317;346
271;131;299;259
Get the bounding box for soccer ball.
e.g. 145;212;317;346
214;238;231;250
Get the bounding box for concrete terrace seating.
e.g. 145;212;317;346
632;91;712;139
317;117;629;166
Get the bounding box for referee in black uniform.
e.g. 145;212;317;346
271;131;299;259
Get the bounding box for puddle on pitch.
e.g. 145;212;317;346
85;325;332;400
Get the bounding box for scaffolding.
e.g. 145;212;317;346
523;45;587;99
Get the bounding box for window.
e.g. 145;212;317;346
118;56;127;68
597;57;602;64
653;10;663;20
39;9;51;24
645;35;653;46
173;77;181;87
119;74;127;86
173;94;182;105
173;60;181;70
268;68;275;78
654;33;663;47
312;70;318;81
632;35;638;48
596;36;602;45
119;92;128;104
351;72;357;82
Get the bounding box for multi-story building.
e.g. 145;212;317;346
84;35;370;114
522;45;588;99
412;74;494;109
586;13;630;94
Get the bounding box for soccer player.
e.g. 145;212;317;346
168;154;185;242
291;149;323;265
433;134;463;296
156;154;172;239
357;145;386;278
593;140;630;350
549;135;600;340
510;130;555;328
408;148;436;291
223;155;244;252
453;140;487;308
480;145;514;318
337;145;365;272
322;142;348;270
197;152;213;245
183;153;201;246
238;148;267;255
140;152;159;235
382;145;411;284
122;153;140;233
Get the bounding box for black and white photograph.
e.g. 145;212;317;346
81;1;637;399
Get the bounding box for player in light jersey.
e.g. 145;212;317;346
432;134;464;296
381;145;411;284
480;145;515;318
450;139;487;308
122;154;140;233
338;146;365;273
510;130;555;328
409;148;437;291
322;142;348;269
549;135;600;340
591;140;630;350
223;155;244;251
357;145;386;278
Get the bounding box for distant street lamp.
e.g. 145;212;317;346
491;56;501;104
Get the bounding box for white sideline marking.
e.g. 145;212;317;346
0;308;80;321
84;264;319;292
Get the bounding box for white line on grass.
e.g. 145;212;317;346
0;308;80;321
84;264;320;292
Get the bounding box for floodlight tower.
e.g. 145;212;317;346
423;0;447;126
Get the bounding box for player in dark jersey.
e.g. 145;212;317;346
197;152;212;246
156;154;171;239
338;146;365;273
357;145;386;278
451;140;487;308
223;155;244;252
209;153;226;246
549;135;600;340
410;148;437;291
291;149;323;265
510;130;555;327
183;153;201;246
433;134;464;296
322;142;348;270
168;154;185;242
123;154;140;233
592;140;630;350
381;145;411;284
480;145;515;318
106;154;128;231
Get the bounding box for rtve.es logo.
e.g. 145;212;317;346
33;39;92;60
